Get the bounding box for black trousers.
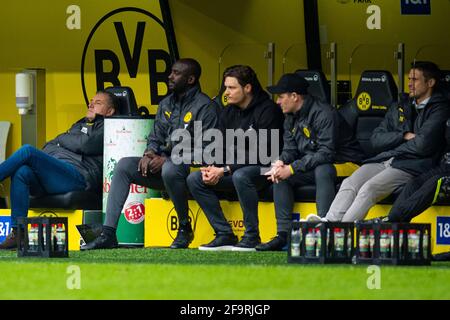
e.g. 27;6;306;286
388;165;450;222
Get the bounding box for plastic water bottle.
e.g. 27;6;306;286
388;229;394;257
305;228;316;257
334;228;344;257
368;230;375;258
51;224;57;250
28;224;38;251
42;224;47;250
56;224;66;251
399;230;405;259
290;228;301;257
315;228;321;257
423;229;429;259
408;229;419;259
347;229;352;257
359;229;369;258
380;230;390;258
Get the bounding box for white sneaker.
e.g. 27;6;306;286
306;213;328;222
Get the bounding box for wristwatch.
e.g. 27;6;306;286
223;165;231;176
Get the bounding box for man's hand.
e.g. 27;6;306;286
265;164;292;183
272;160;284;168
149;155;166;173
274;165;293;182
403;132;416;141
201;166;224;185
138;151;156;177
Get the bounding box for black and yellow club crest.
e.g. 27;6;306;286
303;127;311;138
184;112;192;123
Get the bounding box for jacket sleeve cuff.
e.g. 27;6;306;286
289;165;295;175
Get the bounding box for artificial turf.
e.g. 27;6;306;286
0;248;449;300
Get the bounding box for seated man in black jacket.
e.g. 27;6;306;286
0;90;117;249
83;58;220;250
187;65;284;251
387;119;450;222
325;61;449;223
257;73;348;251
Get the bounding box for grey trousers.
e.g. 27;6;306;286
104;157;190;229
325;159;413;222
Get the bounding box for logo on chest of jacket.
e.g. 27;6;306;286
184;112;193;123
303;127;311;138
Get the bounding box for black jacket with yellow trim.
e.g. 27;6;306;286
146;84;220;161
366;90;449;176
279;95;337;173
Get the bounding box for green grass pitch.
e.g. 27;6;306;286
0;248;449;300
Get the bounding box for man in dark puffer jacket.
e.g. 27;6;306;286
325;61;449;223
0;90;117;249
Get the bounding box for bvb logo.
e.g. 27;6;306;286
221;91;229;107
357;92;372;111
166;207;196;240
38;211;58;218
81;7;176;112
183;112;192;123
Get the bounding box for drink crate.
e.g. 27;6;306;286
17;217;69;258
288;221;355;264
354;222;430;265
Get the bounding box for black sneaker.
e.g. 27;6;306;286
80;232;118;250
255;235;286;251
170;228;194;249
198;233;238;251
232;235;261;252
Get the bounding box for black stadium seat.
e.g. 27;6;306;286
106;86;138;116
295;69;331;104
441;70;450;101
339;70;398;159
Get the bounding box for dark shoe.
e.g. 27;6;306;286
232;235;261;252
0;228;20;250
198;233;238;251
255;235;287;251
80;232;118;250
362;216;389;224
170;228;194;249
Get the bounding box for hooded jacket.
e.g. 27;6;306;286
42;115;105;192
280;95;337;173
366;90;449;176
219;87;284;172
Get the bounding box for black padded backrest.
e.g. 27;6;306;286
354;70;398;116
356;117;384;158
352;71;398;158
295;69;331;104
441;70;450;101
214;81;228;108
105;86;138;116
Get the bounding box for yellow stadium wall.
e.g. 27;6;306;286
0;0;449;219
317;0;450;93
